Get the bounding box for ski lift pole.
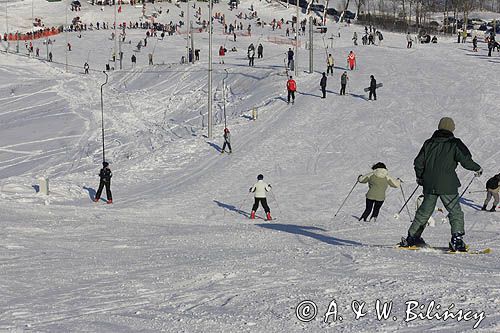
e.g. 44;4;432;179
223;68;229;128
100;71;109;163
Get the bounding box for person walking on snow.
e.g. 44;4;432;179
249;174;272;220
320;72;327;98
406;32;413;48
326;54;334;75
352;32;358;45
400;117;482;251
340;71;348;95
482;173;500;211
221;128;232;154
368;75;377;100
287;48;294;70
472;36;478;52
219;45;226;64
357;162;401;222
84;62;89;74
257;43;263;58
248;44;255;66
286;76;296;104
347;51;356;70
94;161;113;204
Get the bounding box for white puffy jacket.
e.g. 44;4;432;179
250;180;271;198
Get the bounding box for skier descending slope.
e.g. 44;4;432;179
94;161;113;204
249;174;273;220
221;127;232;154
286;76;296;104
482;173;500;211
347;51;356;70
357;162;401;222
400;117;482;251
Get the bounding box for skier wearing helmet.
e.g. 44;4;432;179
249;174;272;220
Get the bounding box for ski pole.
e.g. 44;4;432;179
236;192;251;218
332;179;359;220
394;184;419;219
269;190;282;216
445;175;476;215
468;190;486;194
399;182;412;220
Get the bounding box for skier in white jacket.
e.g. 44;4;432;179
249;174;272;220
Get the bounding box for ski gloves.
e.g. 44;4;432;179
475;168;483;177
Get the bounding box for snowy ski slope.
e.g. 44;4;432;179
0;1;499;332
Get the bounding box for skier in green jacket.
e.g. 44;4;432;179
401;117;482;251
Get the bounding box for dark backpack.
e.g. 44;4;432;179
486;176;500;189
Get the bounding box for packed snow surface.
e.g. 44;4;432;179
0;1;499;332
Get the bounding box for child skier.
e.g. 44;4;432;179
221;127;232;154
94;161;113;204
482;173;500;211
249;174;272;220
286;76;296;104
357;162;400;222
347;51;356;70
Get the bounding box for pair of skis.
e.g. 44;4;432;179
397;243;491;255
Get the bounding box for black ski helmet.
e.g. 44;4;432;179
103;161;109;167
257;174;264;180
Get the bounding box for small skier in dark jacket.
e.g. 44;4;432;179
94;161;113;204
257;43;263;58
320;72;327;98
482;173;500;211
221;127;232;154
369;75;377;100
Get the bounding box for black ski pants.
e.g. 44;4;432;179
321;86;326;98
360;198;383;221
252;197;270;213
369;88;376;100
327;65;334;75
222;140;232;152
287;90;295;103
96;180;112;200
340;83;346;95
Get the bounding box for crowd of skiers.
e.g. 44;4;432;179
17;2;491;253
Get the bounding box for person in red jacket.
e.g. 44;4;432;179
347;51;356;70
219;45;226;64
286;76;296;104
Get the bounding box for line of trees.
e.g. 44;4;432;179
341;0;500;33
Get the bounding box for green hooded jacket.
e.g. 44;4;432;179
414;130;481;195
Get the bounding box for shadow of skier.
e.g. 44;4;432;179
256;223;363;247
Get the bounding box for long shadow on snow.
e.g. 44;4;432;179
297;91;323;98
350;93;369;101
214;200;250;217
207;141;223;153
256;223;363;247
83;186;97;200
